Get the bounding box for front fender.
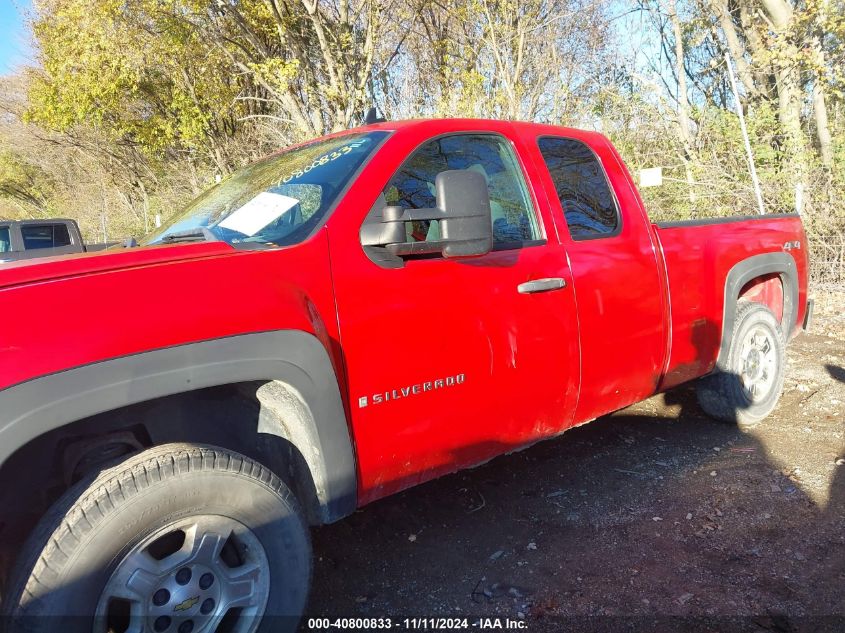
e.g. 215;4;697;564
0;330;357;522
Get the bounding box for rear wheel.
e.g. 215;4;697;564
2;443;311;633
696;301;786;428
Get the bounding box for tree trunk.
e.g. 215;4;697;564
811;40;834;168
759;0;792;26
812;78;833;168
710;0;757;96
758;0;804;149
668;0;697;203
738;1;774;99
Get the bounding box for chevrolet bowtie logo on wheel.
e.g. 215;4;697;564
173;596;199;612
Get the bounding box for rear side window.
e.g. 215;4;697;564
21;224;72;250
0;226;10;252
537;137;619;240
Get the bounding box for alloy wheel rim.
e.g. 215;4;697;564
738;325;777;402
95;515;270;633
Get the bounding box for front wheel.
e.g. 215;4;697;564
696;301;786;429
2;443;311;633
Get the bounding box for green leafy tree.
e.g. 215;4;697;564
0;151;54;217
28;0;246;172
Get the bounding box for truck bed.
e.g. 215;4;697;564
654;213;809;389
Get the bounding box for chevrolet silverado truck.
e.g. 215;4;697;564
0;218;115;264
0;119;810;632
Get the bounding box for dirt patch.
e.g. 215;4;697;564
812;287;845;340
306;327;845;631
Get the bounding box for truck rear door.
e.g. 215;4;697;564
329;126;580;504
526;132;668;423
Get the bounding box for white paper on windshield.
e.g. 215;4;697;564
218;191;299;236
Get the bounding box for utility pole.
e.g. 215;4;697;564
725;52;765;215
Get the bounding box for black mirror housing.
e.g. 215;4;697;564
437;170;494;258
362;170;493;259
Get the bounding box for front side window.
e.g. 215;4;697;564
21;224;71;250
145;131;388;247
538;137;619;240
382;134;541;246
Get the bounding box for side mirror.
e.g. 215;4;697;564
361;169;493;259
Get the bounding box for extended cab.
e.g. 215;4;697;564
0;120;810;631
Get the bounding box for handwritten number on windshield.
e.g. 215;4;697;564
280;141;364;185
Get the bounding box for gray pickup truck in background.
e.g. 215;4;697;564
0;219;114;263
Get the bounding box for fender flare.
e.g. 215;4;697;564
0;330;357;523
717;252;798;368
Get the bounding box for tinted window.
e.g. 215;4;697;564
0;226;10;252
384;134;540;245
538;137;619;239
21;224;72;250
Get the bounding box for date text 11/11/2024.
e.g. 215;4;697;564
306;617;527;629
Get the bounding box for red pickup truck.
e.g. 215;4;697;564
0;119;810;632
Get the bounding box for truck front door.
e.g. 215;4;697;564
329;127;580;503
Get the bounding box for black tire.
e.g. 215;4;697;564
1;443;311;633
696;301;786;428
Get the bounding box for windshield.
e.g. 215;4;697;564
144;131;388;247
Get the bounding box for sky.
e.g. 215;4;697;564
0;0;33;75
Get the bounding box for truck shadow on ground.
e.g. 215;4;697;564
825;364;845;518
307;379;845;631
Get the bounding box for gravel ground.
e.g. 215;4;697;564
306;294;845;632
812;286;845;340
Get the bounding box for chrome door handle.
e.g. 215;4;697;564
517;277;567;294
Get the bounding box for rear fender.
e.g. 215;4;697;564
717;252;798;369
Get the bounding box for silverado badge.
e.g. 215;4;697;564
358;373;465;408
